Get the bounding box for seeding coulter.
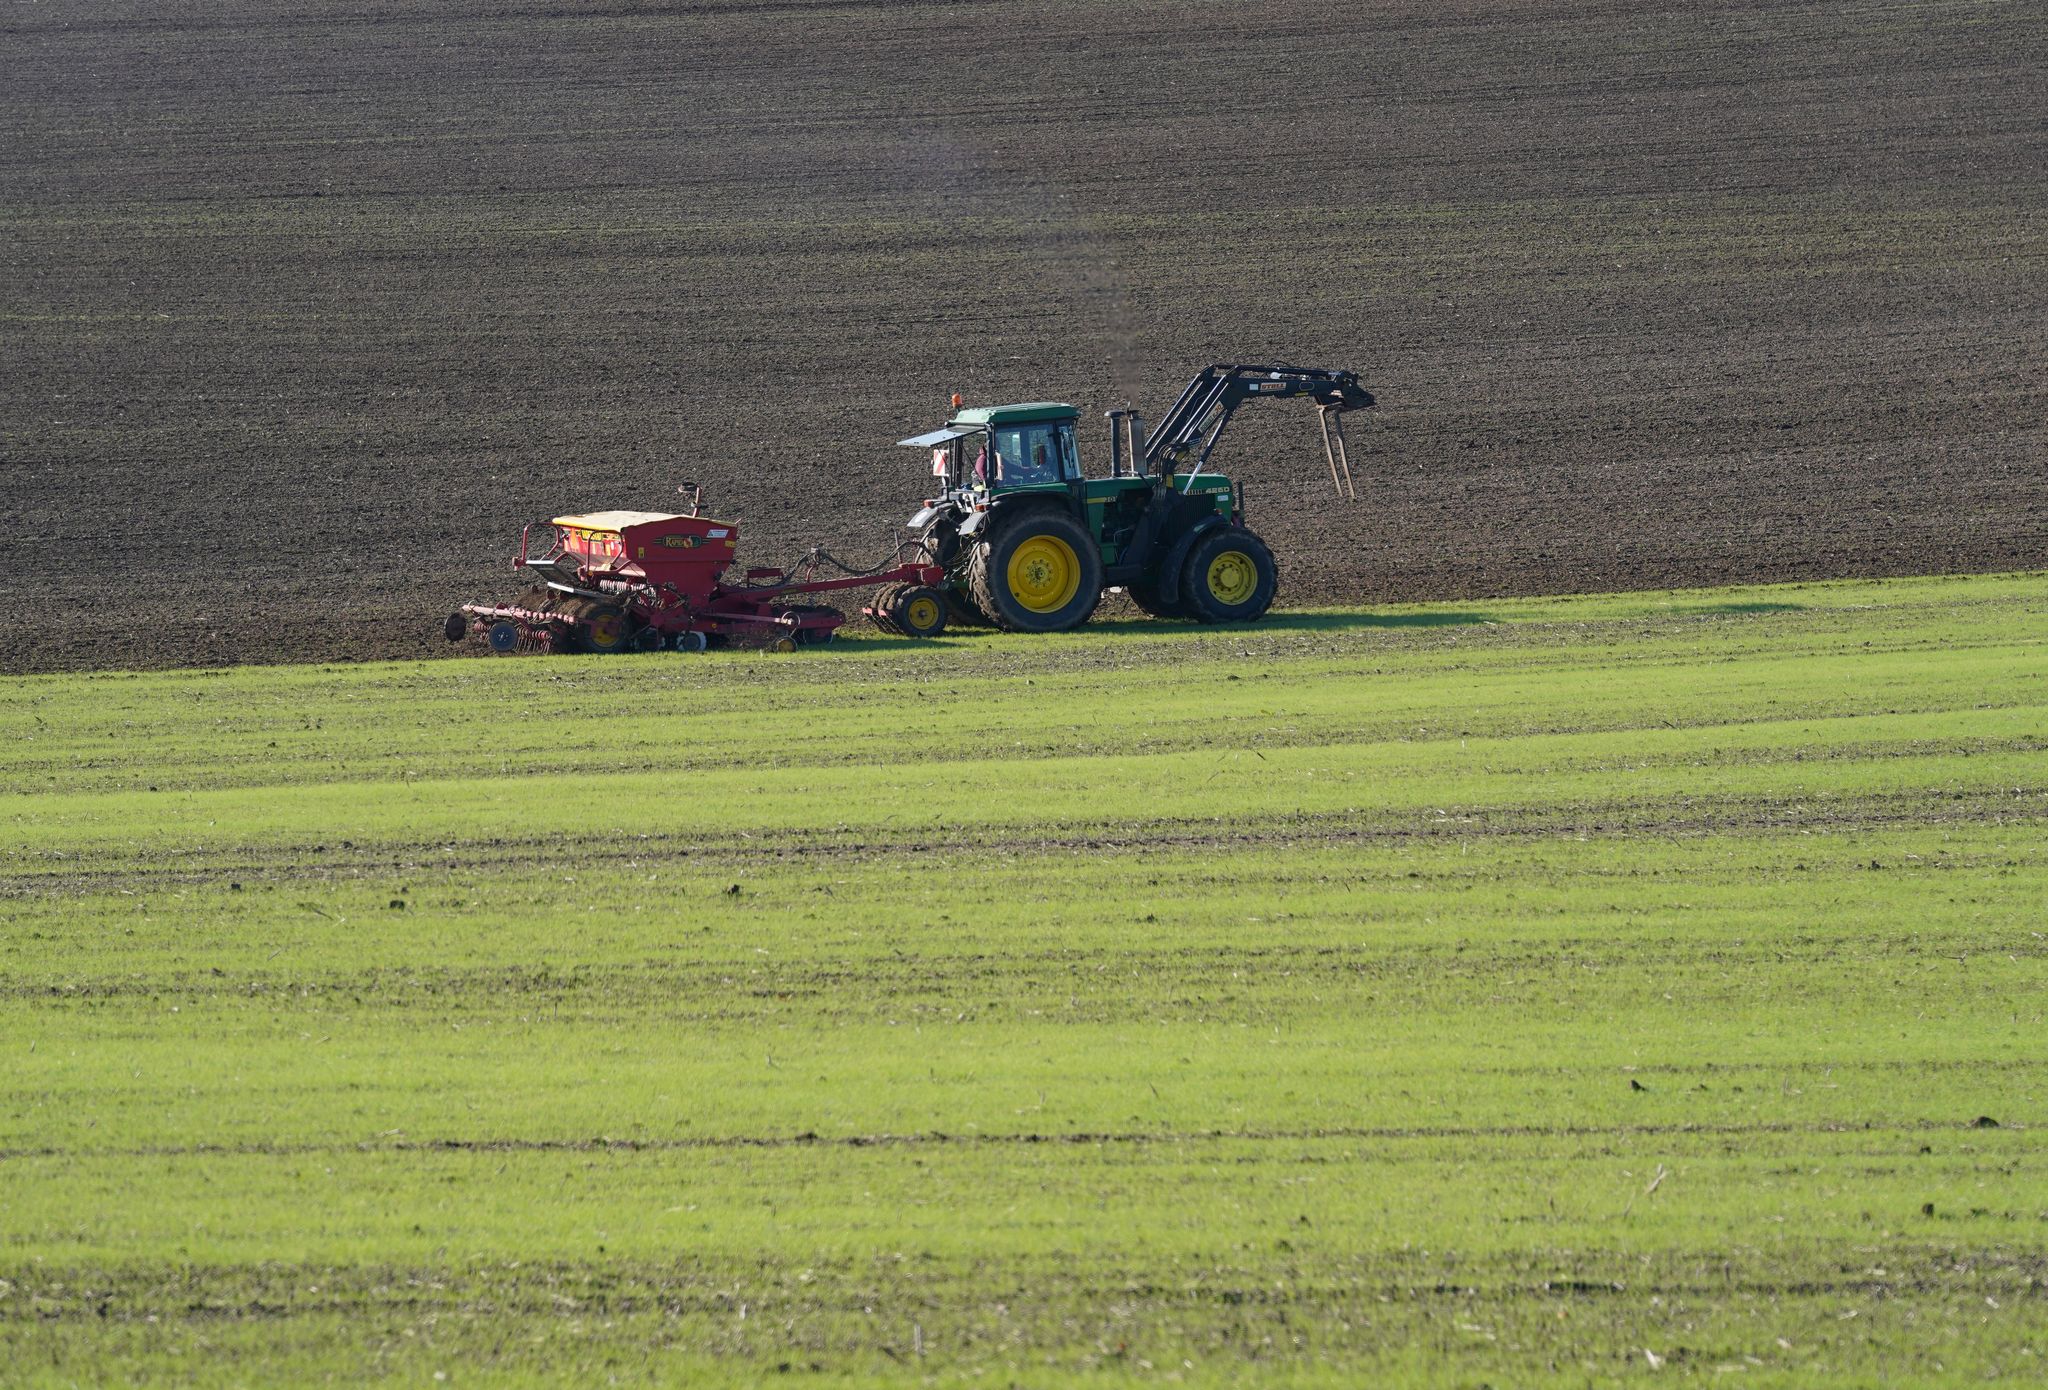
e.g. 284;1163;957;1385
448;362;1371;655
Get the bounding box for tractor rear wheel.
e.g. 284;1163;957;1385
967;511;1104;633
1181;527;1279;624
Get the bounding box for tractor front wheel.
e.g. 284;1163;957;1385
1181;527;1279;624
968;511;1104;633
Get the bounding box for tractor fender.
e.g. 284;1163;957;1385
907;505;939;529
1157;515;1230;605
961;494;1066;540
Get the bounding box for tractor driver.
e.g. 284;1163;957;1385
972;431;1058;487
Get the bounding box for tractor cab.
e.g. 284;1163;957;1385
902;402;1082;497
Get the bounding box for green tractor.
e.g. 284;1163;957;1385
887;363;1373;634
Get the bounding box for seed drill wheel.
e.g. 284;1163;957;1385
1182;527;1279;624
768;634;799;654
783;604;843;646
486;620;522;654
967;511;1103;633
579;606;632;654
672;630;708;653
888;585;948;639
443;611;469;643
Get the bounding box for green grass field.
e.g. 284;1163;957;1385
4;574;2045;1386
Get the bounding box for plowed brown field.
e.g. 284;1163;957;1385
3;0;2043;673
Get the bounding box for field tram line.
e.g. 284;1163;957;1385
11;701;2042;800
12;1237;2048;1330
0;1114;2027;1166
15;940;2048;1005
4;791;2043;899
11;1251;2048;1327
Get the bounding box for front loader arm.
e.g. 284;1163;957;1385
1139;363;1375;496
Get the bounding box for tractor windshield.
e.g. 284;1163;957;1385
987;422;1080;488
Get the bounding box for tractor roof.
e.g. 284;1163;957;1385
948;401;1079;428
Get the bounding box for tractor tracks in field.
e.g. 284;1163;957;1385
9;685;2040;800
9;1243;2047;1328
4;788;2042;899
0;1114;2026;1166
11;932;2048;1005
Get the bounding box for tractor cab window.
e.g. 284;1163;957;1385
988;422;1081;488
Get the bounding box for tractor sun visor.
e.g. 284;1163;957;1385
896;427;982;448
900;426;987;479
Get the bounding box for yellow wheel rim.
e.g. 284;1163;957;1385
1006;535;1081;613
1205;550;1258;606
588;613;624;648
905;595;942;632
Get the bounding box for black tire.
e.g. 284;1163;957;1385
1180;527;1278;624
781;604;843;645
889;585;948;639
944;586;992;628
1127;580;1188;621
578;605;633;653
967;510;1104;633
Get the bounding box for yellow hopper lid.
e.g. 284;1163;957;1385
552;510;684;533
